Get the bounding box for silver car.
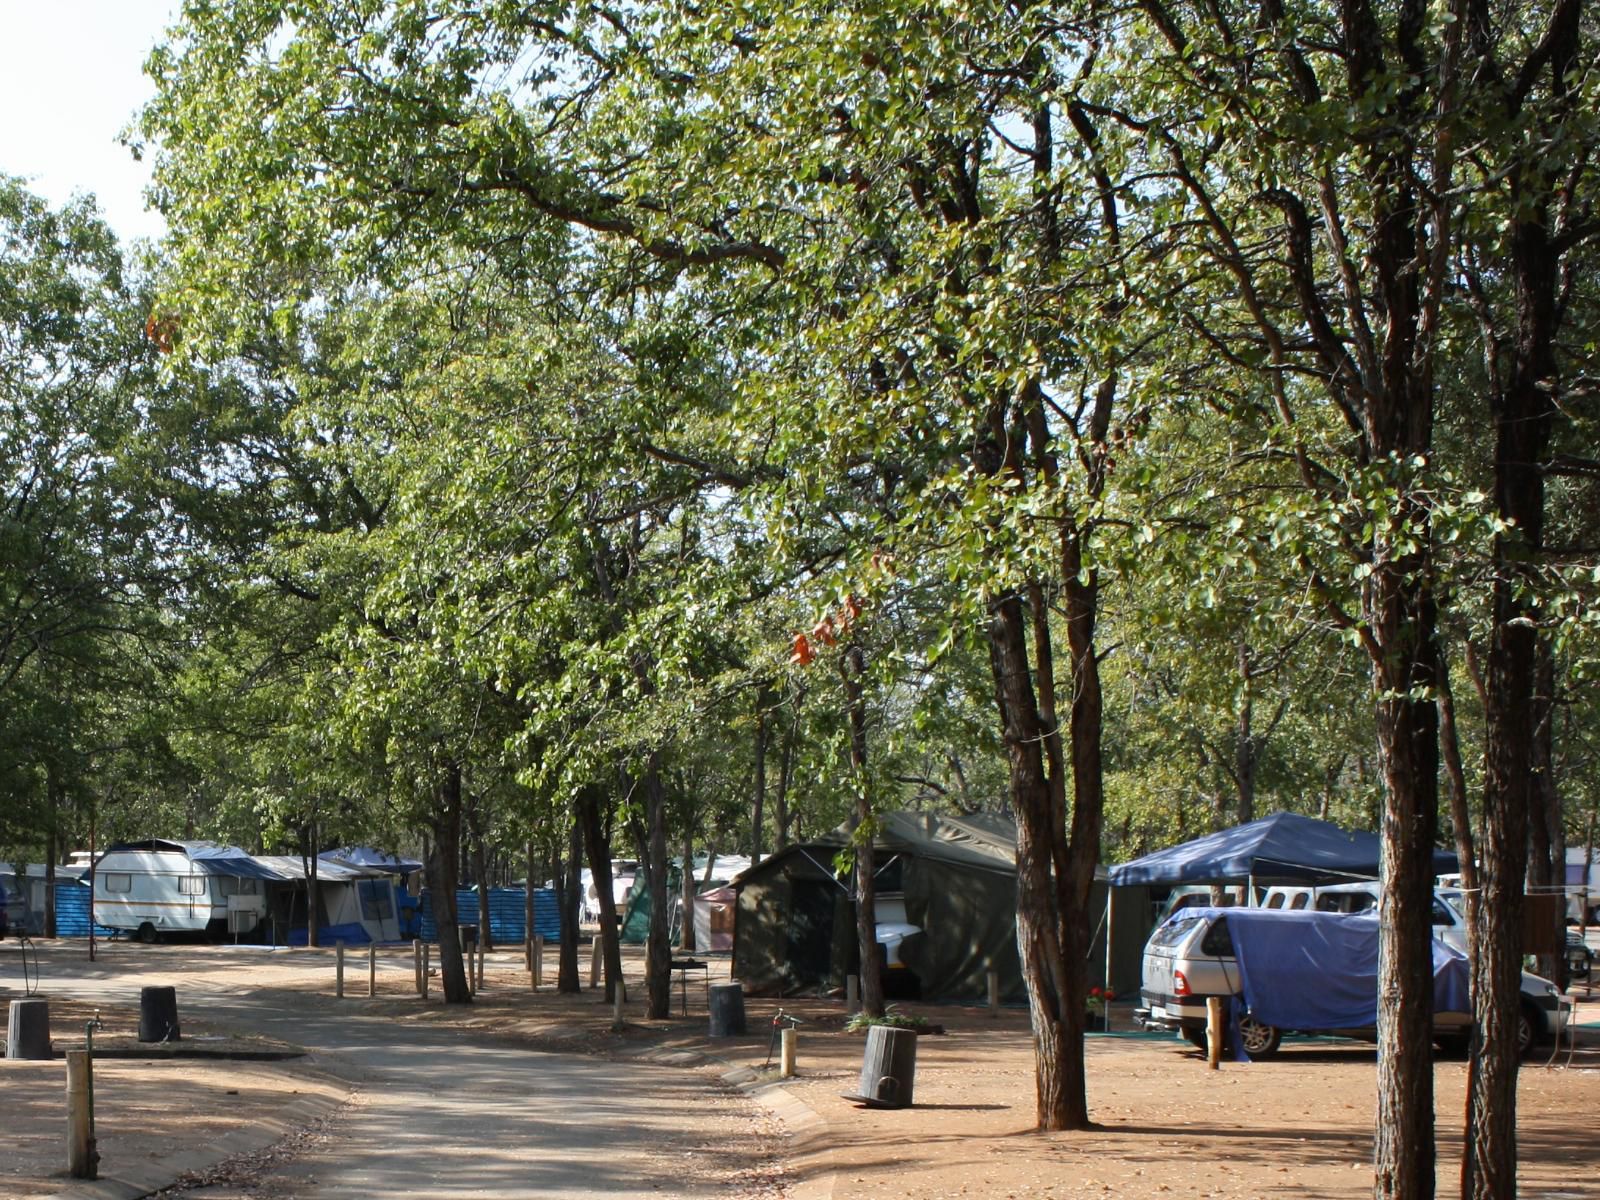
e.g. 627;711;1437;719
1135;907;1567;1057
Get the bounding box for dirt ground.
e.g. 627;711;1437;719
6;939;1600;1199
0;993;350;1198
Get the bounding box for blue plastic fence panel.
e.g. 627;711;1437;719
52;883;118;938
418;887;561;944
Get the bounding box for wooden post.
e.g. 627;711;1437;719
421;942;431;1000
368;942;377;998
780;1027;797;1078
1206;997;1225;1069
477;939;486;991
589;935;602;987
335;941;346;999
533;934;544;989
987;966;1000;1017
66;1049;97;1179
846;973;860;1014
413;939;422;995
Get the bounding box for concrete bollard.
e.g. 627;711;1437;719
66;1049;98;1179
368;942;377;998
335;941;346;999
533;935;544;989
780;1027;797;1078
476;939;486;991
846;974;860;1014
413;939;422;995
7;998;52;1060
422;942;431;1000
589;936;602;987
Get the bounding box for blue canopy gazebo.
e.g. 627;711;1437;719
1107;811;1458;888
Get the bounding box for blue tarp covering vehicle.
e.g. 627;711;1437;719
1201;907;1473;1030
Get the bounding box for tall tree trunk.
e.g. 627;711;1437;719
1465;61;1563;1191
1368;572;1441;1200
775;701;796;852
642;756;672;1019
469;800;494;952
842;644;883;1018
1234;641;1256;825
305;811;321;950
556;811;582;993
1528;643;1562;985
680;830;696;952
427;764;472;1004
751;687;771;865
43;802;57;939
578;785;623;1003
1437;642;1478;960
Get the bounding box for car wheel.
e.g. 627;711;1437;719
1238;1014;1281;1058
1517;1003;1541;1058
137;921;158;944
1182;1026;1208;1051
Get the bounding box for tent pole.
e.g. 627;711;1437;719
1104;887;1115;1028
1248;872;1256;908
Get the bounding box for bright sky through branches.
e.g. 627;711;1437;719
0;0;178;241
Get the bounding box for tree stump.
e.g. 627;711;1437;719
6;998;51;1059
138;986;180;1043
848;1025;917;1108
708;983;747;1037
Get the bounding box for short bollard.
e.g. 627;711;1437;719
532;934;544;990
589;936;603;987
781;1027;797;1079
413;939;423;995
846;1025;917;1108
335;941;346;999
66;1049;98;1179
708;983;747;1037
368;942;377;998
422;942;431;999
138;987;180;1043
7;998;51;1060
1206;996;1225;1069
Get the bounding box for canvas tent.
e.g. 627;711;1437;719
1106;811;1458;889
733;811;1149;1002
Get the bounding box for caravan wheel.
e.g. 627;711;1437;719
137;922;158;944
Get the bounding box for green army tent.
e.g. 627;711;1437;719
732;811;1151;1002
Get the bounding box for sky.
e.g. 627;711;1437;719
0;1;181;243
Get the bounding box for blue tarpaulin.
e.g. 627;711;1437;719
419;887;561;944
319;846;423;874
1191;906;1473;1030
1107;811;1457;887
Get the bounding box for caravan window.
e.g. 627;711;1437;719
104;873;132;894
178;875;207;896
216;877;259;898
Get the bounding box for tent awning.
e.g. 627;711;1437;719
1107;811;1458;887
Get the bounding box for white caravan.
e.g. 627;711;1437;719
91;840;274;942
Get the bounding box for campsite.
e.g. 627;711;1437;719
7;3;1600;1198
5;937;1600;1198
